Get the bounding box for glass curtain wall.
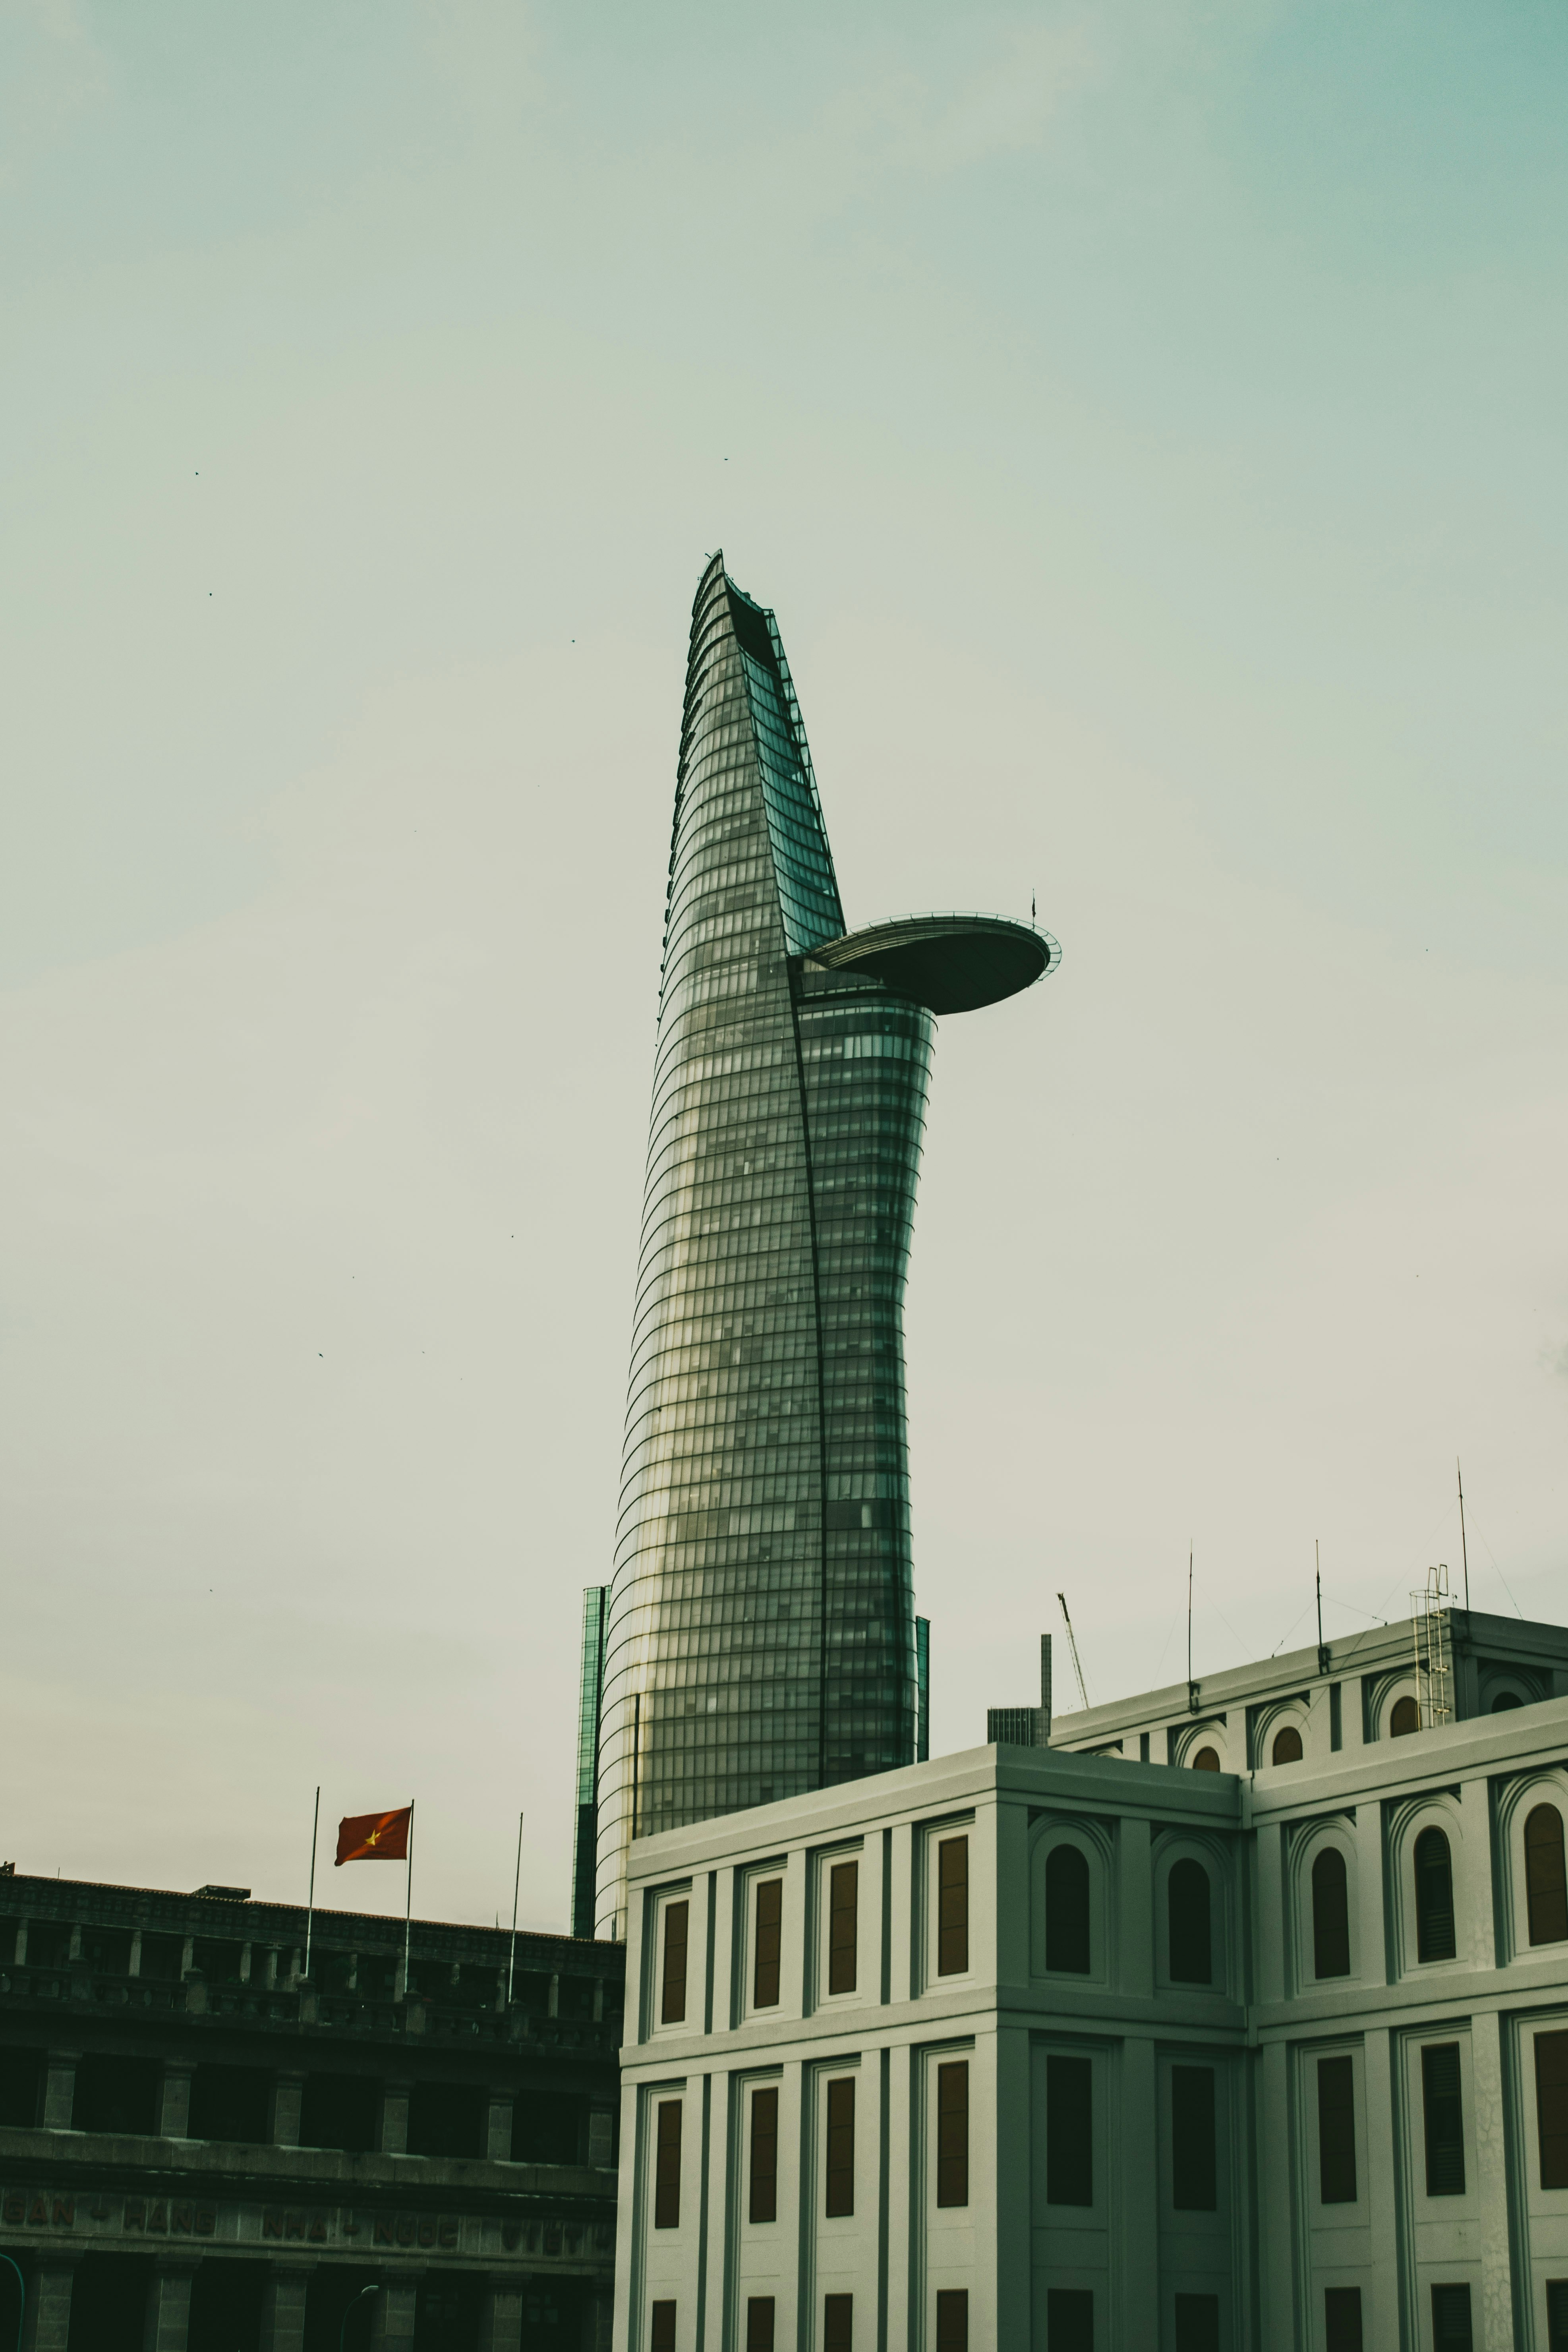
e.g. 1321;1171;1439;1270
593;556;930;1936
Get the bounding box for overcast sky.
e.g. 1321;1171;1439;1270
3;0;1566;1935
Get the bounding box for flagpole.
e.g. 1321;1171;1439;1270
507;1812;524;2004
304;1786;321;1982
402;1799;416;1997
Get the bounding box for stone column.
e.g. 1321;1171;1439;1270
585;2292;613;2352
379;2080;411;2156
19;2257;79;2352
369;2277;420;2346
1471;2010;1516;2345
40;2050;78;2130
477;2279;523;2352
587;2108;614;2168
485;2090;514;2162
259;2264;312;2352
270;2071;305;2147
143;2260;199;2351
159;2060;195;2139
547;1975;560;2019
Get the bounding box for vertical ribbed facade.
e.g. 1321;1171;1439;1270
593;557;932;1933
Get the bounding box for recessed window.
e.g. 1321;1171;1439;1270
1168;1858;1213;1986
1324;2286;1363;2352
1429;2284;1472;2348
1044;1845;1091;1975
827;1861;858;1995
822;2294;852;2352
1312;1848;1351;1980
1526;1806;1568;1946
1174;2295;1220;2352
1547;2280;1568;2348
1171;2066;1217;2211
651;2303;677;2352
746;2298;776;2352
753;1880;782;2009
1046;2289;1094;2352
1492;1690;1524;1712
1046;2054;1092;2207
1415;1828;1457;1962
825;2077;855;2217
936;2061;969;2207
1191;1747;1220;1772
748;2085;778;2222
654;2100;682;2228
936;1838;969;1975
1317;2057;1356;2204
1421;2043;1465;2196
934;2289;968;2352
1535;2031;1568;2190
1390;1695;1421;1737
660;1901;688;2026
1271;1725;1303;1766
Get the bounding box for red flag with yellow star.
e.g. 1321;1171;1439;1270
334;1805;412;1865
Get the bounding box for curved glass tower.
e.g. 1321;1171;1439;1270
592;555;1056;1936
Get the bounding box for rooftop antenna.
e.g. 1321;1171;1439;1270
1187;1540;1198;1712
1456;1458;1470;1611
1057;1593;1090;1711
1316;1540;1329;1677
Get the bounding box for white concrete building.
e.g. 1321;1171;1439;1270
613;1609;1568;2351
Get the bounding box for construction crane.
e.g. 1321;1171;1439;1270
1058;1592;1091;1712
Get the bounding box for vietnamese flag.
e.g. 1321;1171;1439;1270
335;1805;412;1865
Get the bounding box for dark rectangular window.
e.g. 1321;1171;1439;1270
936;2062;969;2207
1046;2053;1092;2207
408;2081;486;2159
1430;2283;1473;2350
189;2064;271;2146
749;2085;778;2224
753;1880;782;2009
1174;2296;1220;2352
0;2048;41;2130
1324;2288;1363;2352
72;2053;159;2135
1317;2056;1357;2204
1046;2287;1094;2351
1422;2043;1466;2197
825;2076;855;2217
935;2289;968;2352
746;2298;776;2352
661;1901;689;2027
1537;2032;1568;2190
300;2072;379;2153
1547;2280;1568;2352
828;1861;858;1995
651;2304;677;2352
823;2294;852;2351
654;2099;682;2228
1171;2066;1217;2211
937;1838;969;1976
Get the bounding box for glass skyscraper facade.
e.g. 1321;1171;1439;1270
590;555;1056;1936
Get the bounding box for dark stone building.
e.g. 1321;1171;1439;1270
0;1870;623;2350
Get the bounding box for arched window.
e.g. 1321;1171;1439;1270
1492;1691;1524;1713
1525;1805;1568;1946
1414;1827;1456;1962
1191;1747;1221;1772
1390;1696;1421;1738
1168;1857;1213;1985
1311;1847;1351;1979
1272;1726;1303;1766
1044;1844;1091;1975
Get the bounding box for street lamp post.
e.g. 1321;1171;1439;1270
339;2280;381;2350
0;2253;23;2352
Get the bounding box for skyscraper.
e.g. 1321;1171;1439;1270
586;554;1056;1937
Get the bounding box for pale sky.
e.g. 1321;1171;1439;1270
3;0;1566;1933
